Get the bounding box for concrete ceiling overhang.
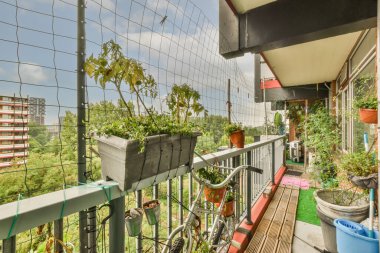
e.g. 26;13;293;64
229;0;276;14
261;32;362;86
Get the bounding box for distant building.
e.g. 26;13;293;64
0;95;29;169
28;97;46;125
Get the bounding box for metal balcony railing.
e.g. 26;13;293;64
0;135;285;253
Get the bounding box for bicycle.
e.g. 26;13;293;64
161;156;263;253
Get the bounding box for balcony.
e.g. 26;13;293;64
0;160;27;168
0;101;29;107
0;127;29;132
0;136;285;253
0;144;29;150
0;135;29;141
0;110;28;116
0;118;28;124
0;151;28;159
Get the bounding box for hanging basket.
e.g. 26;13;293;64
204;186;226;203
349;173;378;189
229;130;245;148
143;199;160;225
125;208;144;237
359;109;378;124
216;200;234;217
96;133;200;191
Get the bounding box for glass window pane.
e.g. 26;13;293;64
352;58;376;152
350;28;375;73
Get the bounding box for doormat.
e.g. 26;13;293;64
281;175;310;189
285;170;303;177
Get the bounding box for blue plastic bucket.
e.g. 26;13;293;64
334;219;379;253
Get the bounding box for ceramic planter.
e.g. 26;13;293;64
359;108;378;124
229;130;245;148
125;208;143;237
349;173;378;189
204;186;226;203
216;200;234;217
143;199;160;225
96;133;199;191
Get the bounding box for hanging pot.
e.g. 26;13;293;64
204;186;226;203
229;130;245;148
125;208;143;237
143;199;160;225
216;200;234;217
349;173;378;189
359;109;378;124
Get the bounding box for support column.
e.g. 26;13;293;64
2;237;16;253
109;196;125;253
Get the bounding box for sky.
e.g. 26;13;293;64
0;0;267;126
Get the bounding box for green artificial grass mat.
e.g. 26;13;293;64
286;159;304;165
296;188;320;226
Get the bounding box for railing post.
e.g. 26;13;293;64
2;236;16;253
153;185;159;253
77;0;88;252
54;219;64;253
271;141;275;184
246;151;253;225
283;137;286;166
136;190;142;253
109;195;125;253
87;206;97;253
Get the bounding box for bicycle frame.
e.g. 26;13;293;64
161;164;260;253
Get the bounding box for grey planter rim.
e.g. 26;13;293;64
313;189;369;211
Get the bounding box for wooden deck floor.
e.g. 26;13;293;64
245;185;300;253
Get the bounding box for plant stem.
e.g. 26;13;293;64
115;85;133;118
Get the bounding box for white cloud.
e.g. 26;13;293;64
13;64;48;84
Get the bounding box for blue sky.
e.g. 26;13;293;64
0;0;259;126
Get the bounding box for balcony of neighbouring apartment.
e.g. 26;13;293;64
0;118;28;124
0;135;29;141
0;144;29;150
0;127;29;132
0;109;29;115
0;151;28;159
0;160;26;168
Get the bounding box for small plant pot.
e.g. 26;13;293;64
359;108;378;124
229;130;245;148
204;186;226;203
216;200;234;217
349;173;378;189
143;199;160;225
125;208;143;237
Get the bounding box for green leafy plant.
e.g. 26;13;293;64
273;112;284;134
85;40;157;116
225;191;234;202
197;168;225;184
286;103;304;124
166;83;205;123
224;123;242;136
338;151;378;177
353;76;377;110
301;105;340;185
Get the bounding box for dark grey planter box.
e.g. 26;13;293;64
97;133;199;191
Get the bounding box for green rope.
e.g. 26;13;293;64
7;194;22;239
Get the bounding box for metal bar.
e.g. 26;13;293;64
246;151;252;225
109;196;125;253
153;185;159;253
178;176;184;234
377;0;380;242
87;206;96;253
227;79;232;148
77;0;87;252
54;219;64;253
136;190;142;253
167;180;172;237
271;141;275;184
2;236;15;253
189;174;193;207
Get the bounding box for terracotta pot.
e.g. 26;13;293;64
204;186;226;203
359;108;378;124
216;200;234;217
229;130;245;148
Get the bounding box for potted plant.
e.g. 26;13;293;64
339;151;378;189
198;168;226;203
216;191;234;217
85;41;203;191
353;76;377;124
125;208;144;237
143;199;160;225
224;123;244;148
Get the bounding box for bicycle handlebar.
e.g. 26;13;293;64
191;165;263;189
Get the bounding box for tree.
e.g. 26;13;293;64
28;122;51;153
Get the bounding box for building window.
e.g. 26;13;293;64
350;28;376;75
